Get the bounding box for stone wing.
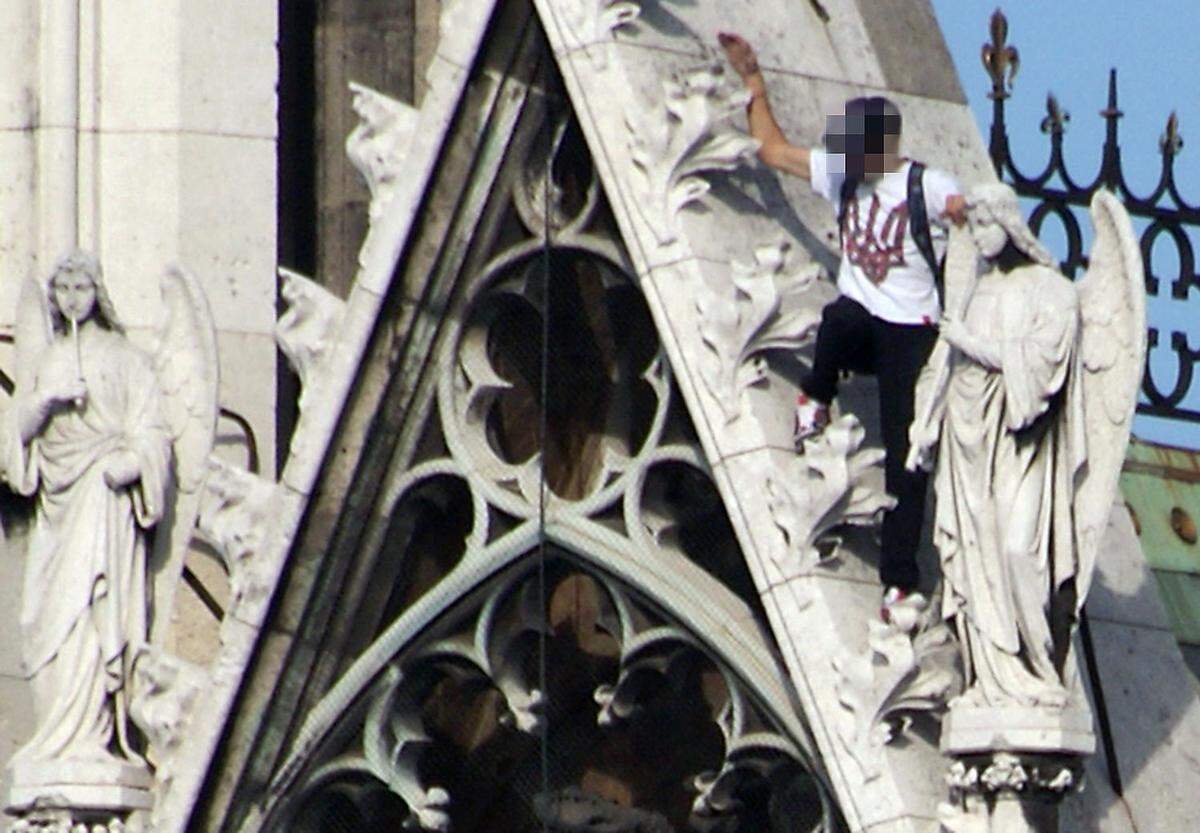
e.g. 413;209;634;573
13;275;52;395
148;264;221;642
1072;189;1147;602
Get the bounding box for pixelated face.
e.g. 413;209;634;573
52;268;97;324
824;101;901;180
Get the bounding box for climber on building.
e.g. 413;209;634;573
718;32;967;623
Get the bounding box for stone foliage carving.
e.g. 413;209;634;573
195;455;277;610
558;0;642;54
346;81;417;220
696;242;825;423
270;566;826;833
236;63;854;833
270;578;551;831
832;598;963;782
1;252;219;826
628;66;759;251
128;646;208;822
275;267;346;414
146;8;503;832
591;589;807;827
939;753;1083;832
766;416;895;572
252;105;837;833
910;185;1145;722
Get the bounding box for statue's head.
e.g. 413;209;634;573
965;183;1056;268
825;96;901;181
47;250;123;335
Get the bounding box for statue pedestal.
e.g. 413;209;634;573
938;707;1092;833
7;760;153;832
941;705;1095;756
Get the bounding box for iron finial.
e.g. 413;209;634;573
1100;68;1124;121
1160;111;1183;156
981;8;1019;100
1040;94;1070;134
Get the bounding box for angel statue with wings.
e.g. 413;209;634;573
2;250;217;815
906;184;1144;732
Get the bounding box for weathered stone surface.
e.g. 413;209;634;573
851;0;965;103
0;5;1191;833
153;5;503;831
0;2;276;829
537;3;982;828
1066;618;1200;833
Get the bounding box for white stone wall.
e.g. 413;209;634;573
0;1;277;465
0;0;277;801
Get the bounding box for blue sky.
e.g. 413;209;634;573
931;2;1200;449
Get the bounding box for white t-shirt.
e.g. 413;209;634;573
810;149;960;324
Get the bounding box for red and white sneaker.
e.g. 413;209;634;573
880;586;925;631
792;393;830;448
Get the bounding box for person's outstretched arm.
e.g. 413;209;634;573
718;32;812;181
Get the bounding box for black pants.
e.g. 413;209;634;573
801;296;937;591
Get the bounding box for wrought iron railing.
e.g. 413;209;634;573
983;10;1200;424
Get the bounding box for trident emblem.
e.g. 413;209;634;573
844;194;909;285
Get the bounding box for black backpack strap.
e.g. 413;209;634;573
837;175;858;248
907;161;945;301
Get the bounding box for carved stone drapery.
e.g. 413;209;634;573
2;253;222;832
912;185;1147;831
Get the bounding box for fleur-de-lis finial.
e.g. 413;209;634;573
981;8;1019;100
1040;94;1070;135
1160;111;1184;156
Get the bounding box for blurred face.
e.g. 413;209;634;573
53;268;97;324
863;133;901;181
967;205;1008;259
825;108;901;181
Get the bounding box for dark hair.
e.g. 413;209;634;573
844;96;901;152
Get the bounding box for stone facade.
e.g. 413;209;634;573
0;1;277;819
0;3;1198;833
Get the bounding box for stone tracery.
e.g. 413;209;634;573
250;76;841;833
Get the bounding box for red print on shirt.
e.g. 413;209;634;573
844;194;908;285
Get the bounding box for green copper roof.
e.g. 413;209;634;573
1151;571;1200;645
1121;438;1200;644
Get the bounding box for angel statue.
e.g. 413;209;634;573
906;184;1145;721
2;250;218;815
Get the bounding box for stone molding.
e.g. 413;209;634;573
149;4;504;831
